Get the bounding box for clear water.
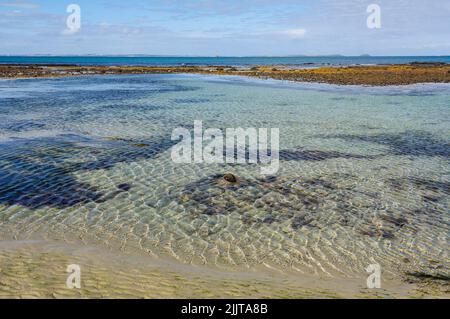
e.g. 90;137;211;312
0;74;448;279
1;55;450;67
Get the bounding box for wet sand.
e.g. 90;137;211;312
1;240;445;299
1;63;450;85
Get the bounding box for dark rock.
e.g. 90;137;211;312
381;229;395;239
117;183;132;191
381;215;408;227
409;62;448;67
423;194;440;202
131;143;150;148
291;215;312;229
223;173;237;183
262;215;276;224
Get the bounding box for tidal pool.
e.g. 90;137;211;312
0;74;448;291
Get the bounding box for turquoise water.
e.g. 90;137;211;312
1;55;450;66
0;74;448;280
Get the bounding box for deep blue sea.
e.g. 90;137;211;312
1;55;449;66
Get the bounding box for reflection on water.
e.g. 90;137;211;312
0;74;448;282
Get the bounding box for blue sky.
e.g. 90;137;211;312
0;0;449;56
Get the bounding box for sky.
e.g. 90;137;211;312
0;0;449;56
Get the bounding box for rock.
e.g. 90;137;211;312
262;215;276;224
381;215;408;227
409;62;448;67
380;229;395;239
105;136;132;142
131;143;150;148
291;215;312;229
423;193;440;202
117;183;132;191
223;173;237;183
180;194;190;202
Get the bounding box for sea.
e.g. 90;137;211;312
0;59;448;284
1;55;450;67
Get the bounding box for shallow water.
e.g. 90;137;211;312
0;74;448;281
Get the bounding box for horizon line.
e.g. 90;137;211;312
1;54;449;58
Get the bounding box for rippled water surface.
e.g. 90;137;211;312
0;74;448;280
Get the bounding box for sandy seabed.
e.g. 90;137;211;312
0;240;447;299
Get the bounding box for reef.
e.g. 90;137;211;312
1;63;450;85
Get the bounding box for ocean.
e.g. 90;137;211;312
1;55;450;67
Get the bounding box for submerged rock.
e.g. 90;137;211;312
262;215;276;224
223;173;237;183
105;136;132;142
105;137;149;148
291;215;313;230
131;143;150;148
117;183;132;191
381;215;408;228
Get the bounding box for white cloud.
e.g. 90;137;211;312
278;28;307;38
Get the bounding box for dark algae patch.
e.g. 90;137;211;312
0;134;176;209
317;130;450;158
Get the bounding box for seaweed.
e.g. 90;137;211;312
0;133;176;209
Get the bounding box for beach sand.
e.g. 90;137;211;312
0;240;447;299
